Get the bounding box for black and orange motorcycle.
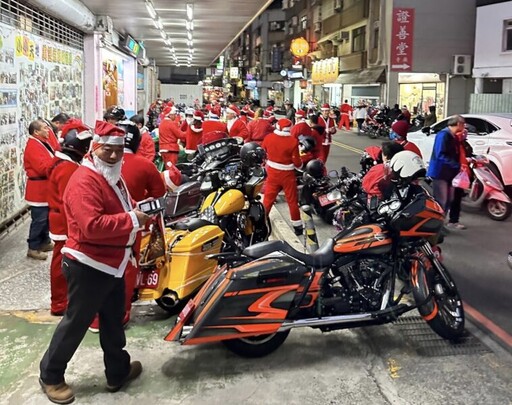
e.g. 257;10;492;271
165;179;465;357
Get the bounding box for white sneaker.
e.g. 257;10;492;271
447;222;467;230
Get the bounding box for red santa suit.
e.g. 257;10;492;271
159;108;186;165
136;127;156;162
185;111;204;154
362;163;385;199
122;150;165;202
319;108;337;163
262;118;302;229
47;151;80;314
24;134;55;206
291;118;312;140
246;118;274;145
202;117;228;144
338;102;353;130
227;117;249;140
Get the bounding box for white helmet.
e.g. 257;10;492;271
389;151;426;185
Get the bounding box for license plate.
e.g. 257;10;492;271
318;194;332;207
136;269;160;289
179;300;195;321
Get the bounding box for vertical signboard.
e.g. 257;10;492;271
390;8;414;72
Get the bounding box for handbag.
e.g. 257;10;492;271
452;169;470;189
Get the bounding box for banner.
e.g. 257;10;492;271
0;22;84;224
390;8;414;72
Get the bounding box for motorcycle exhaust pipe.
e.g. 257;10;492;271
160;291;179;308
278;313;374;331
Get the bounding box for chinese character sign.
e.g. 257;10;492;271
390;8;414;72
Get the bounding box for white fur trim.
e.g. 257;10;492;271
291;219;302;227
267;160;295;170
274;129;291;136
92;135;125;145
163;170;179;190
49;232;67;241
225;107;237;115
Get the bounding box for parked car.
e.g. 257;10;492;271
407;113;512;189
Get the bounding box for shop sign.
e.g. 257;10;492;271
390;8;414;72
271;47;282;72
290;37;309;57
311;57;338;84
229;67;239;79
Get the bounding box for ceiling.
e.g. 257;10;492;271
77;0;274;67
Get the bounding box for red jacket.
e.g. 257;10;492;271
23;135;56;205
362;163;386;199
202;120;228;140
47;152;80;241
319;115;337;145
227;118;249;140
136;129;156;162
122;151;166;202
340;103;353;115
185;124;203;153
247;119;274;145
291;120;312;140
62;158;140;277
310;127;324;159
262;132;301;171
398;140;423;158
159;118;186;152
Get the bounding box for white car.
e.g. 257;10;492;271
407;113;512;187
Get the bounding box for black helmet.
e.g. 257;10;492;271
117;120;141;152
104;106;126;122
240;142;266;167
298;135;316;153
305;159;325;179
60;119;92;158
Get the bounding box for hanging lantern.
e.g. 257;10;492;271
290;37;309;57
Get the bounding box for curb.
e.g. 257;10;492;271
268;206;304;251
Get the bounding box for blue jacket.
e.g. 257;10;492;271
427;128;460;181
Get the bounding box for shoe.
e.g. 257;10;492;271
39;378;75;404
106;361;142;393
293;225;303;236
40;241;55;252
447;222;467;230
88;316;100;333
51;310;65;317
27;249;48;260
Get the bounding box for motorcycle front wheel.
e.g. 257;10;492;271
486;199;512;221
222;331;290;358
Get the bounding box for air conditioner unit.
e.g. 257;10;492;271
334;0;343;11
314;21;321;33
452;54;472;75
339;31;349;41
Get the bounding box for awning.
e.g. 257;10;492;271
335;67;386;84
317;31;339;44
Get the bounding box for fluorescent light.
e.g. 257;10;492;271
186;21;191;30
187;39;193;47
145;0;157;19
164;38;172;46
186;3;193;20
189;21;194;31
187;31;192;40
160;30;167;39
154;18;163;30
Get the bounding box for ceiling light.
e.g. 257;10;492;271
187;39;193;47
160;30;167;40
187;31;192;41
164;38;172;46
154;18;163;30
145;0;157;19
186;3;193;20
189;21;194;31
186;21;191;31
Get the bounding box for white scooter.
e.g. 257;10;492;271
462;155;511;221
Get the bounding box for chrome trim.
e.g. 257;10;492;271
182;325;193;339
277;313;373;331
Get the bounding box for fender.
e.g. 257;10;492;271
487;189;511;203
410;255;438;321
486;148;512;187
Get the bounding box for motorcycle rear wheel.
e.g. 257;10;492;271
222;331;290;358
486;199;512;221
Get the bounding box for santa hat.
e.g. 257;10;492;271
162;162;182;191
274;118;292;136
162;106;177;116
193;110;204;122
242;105;255;118
225;104;240;116
60;118;92;140
208;111;219;120
295;109;306;119
391;120;409;139
92;120;125;150
321;103;330;110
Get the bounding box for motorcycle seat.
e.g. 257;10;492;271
243;239;335;268
174;218;213;231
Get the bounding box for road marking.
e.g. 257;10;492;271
331;140;364;155
464;301;512;348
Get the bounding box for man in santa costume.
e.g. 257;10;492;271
226;104;249;140
158;106;186;166
262;118;303;235
290;109;312;140
47;119;93;316
202;111;228;144
185;110;204;155
24;119;57;260
39;121;149;404
130;114;155;162
180;107;195;132
338;99;353;130
246;108;274;145
318;103;337;163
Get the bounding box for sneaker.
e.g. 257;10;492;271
27;249;48;260
39;378;75;404
40;241;55;252
106;361;143;393
447;222;467;230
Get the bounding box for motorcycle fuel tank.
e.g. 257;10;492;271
201;189;246;216
334;224;392;255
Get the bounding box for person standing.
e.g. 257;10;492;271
225;104;249;140
24;119;56;260
47;119;93;316
290;109;312;140
427;115;462;214
353;104;368;134
184;110;204;155
130;114;155;162
284;100;296;124
318;104;336;163
262;118;303;235
39;121;149;404
391;120;423;158
423;105;437;128
158;106;186;166
246;108;274;145
338;99;353;130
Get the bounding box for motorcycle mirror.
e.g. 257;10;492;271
328;170;339;178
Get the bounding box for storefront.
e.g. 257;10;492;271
311;57;339;106
335;67;386;107
398;73;446;118
0;1;85;224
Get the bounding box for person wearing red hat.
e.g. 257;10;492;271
24;119;58;261
39;120;149;404
185;110;204;154
47;119;93;315
158;106;186;166
226;104;249;140
338;99;353;130
319;104;337;163
246;108;274;145
262;118;303;235
391;120;422;158
291;109;312;140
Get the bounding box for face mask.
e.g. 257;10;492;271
389;131;399;141
186;117;193;125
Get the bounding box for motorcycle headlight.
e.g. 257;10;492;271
327;189;342;201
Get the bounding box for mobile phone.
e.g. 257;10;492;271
136;198;164;215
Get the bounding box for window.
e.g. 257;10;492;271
352;26;366;52
300;16;307;31
373;27;379;49
504;19;512;51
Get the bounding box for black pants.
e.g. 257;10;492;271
40;257;130;386
449;187;465;223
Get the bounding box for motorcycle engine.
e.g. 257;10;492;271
323;258;390;315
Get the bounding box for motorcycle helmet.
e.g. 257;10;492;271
240;142;266;167
389;150;426;186
117;120;141;153
298;135;316;153
60;118;93;158
305;159;325;179
104;106;126;122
